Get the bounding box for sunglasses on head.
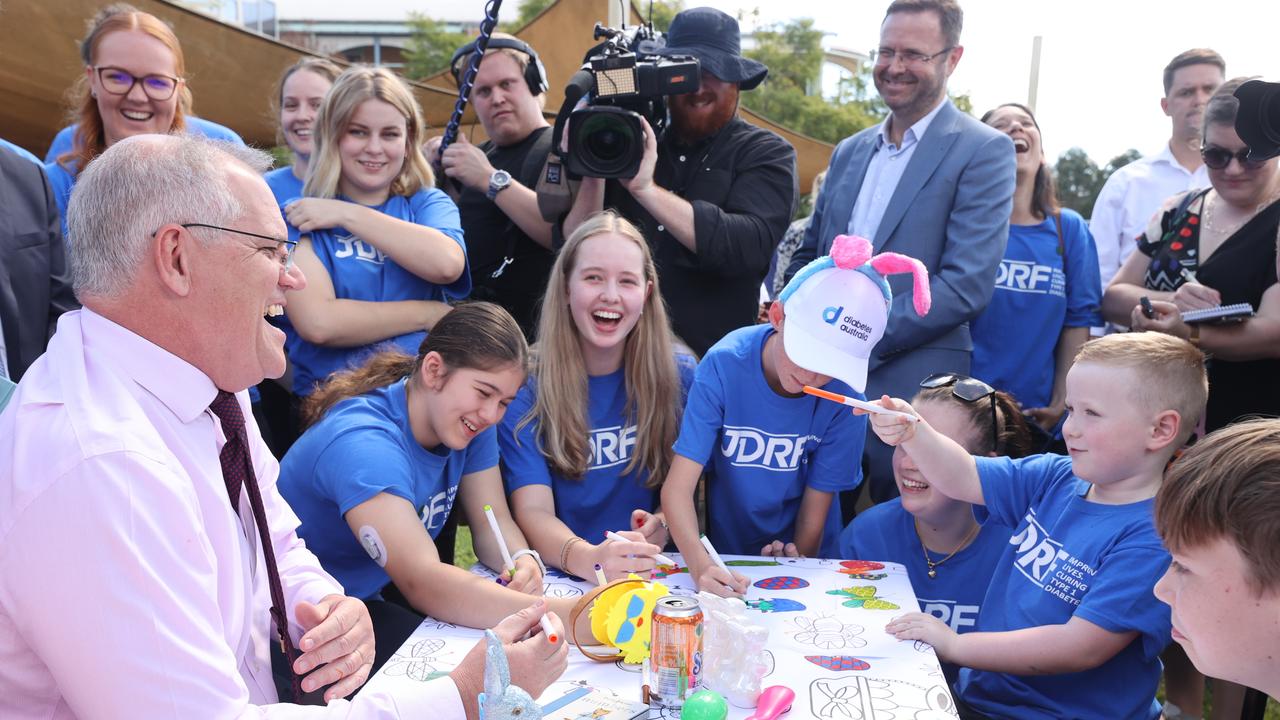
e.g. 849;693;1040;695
919;373;998;453
1200;144;1267;171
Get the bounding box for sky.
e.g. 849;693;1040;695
695;0;1279;164
274;0;1278;165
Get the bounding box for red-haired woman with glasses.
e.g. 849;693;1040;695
45;4;194;236
1105;77;1280;433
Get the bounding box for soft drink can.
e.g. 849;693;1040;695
650;596;703;707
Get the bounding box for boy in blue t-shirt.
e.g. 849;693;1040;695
871;332;1208;720
662;235;932;596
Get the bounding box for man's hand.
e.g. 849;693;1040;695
439;134;497;193
618;116;658;197
293;594;375;703
885;612;958;661
285;198;352;234
506;554;545;596
452;600;568;717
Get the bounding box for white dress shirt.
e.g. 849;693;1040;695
1090;142;1209;289
0;308;465;719
847;98;948;241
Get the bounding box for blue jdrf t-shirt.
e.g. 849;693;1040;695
285;188;469;396
264;166;305;207
43;117;244;163
840;498;1011;685
673;324;865;556
970;209;1102;410
278;379;498;600
499;355;696;544
959;454;1172;720
44;118;247;239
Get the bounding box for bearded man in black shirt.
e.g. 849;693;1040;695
562;7;799;356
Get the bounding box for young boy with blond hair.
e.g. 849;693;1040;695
869;332;1206;720
1154;418;1280;701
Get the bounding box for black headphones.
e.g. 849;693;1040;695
449;36;548;97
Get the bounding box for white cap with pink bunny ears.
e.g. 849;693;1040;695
777;234;931;393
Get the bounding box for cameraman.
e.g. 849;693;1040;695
562;7;798;356
428;34;555;340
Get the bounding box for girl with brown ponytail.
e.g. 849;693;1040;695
278;302;588;654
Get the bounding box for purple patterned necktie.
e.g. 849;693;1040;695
209;390;303;704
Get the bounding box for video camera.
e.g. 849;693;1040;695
558;22;700;179
1236;80;1280;161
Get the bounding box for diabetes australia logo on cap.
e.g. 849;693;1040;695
778;235;931;393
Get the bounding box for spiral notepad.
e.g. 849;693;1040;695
1180;303;1255;324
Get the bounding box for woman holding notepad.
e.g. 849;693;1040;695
1105;77;1280;432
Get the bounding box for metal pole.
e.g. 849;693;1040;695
1027;35;1042;113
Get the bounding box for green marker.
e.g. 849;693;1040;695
482;504;516;577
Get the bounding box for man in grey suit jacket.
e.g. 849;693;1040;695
0;144;77;383
786;0;1015;504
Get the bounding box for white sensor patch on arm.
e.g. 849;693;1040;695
358;525;388;567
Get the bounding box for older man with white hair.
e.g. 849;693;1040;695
0;134;566;718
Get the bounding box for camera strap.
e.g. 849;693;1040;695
489;128;554;280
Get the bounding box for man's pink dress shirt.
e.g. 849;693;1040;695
0;309;465;718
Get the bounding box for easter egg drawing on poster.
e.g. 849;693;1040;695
805;655;871;672
837;560;886;575
747;597;807;613
753;576;809;590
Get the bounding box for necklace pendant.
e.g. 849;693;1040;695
927;568;937;579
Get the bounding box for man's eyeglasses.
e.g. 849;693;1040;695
919;372;998;453
94;66;182;101
1200;144;1267;171
871;47;954;68
180;223;298;271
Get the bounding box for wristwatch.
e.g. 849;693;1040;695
486;169;512;200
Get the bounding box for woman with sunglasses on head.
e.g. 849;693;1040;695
972;104;1102;444
45;4;196;236
839;375;1032;686
282;66;469;400
1105;77;1280;433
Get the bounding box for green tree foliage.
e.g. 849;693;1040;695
515;0;682;31
741;19;878;144
515;0;554;28
1054;147;1141;218
403;13;469;80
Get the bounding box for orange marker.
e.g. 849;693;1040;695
539;614;559;644
802;386;919;422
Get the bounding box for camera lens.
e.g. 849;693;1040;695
581;113;635;174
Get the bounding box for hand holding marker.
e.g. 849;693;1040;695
802;385;919;422
700;534;746;597
605;530;675;566
485;503;558;642
482;504;516;583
